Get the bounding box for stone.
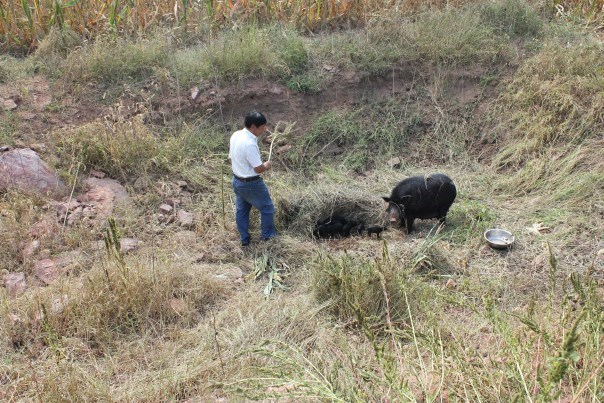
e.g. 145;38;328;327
177;180;188;189
276;144;292;155
51;295;69;315
190;86;200;101
3;272;27;298
90;169;106;179
29;216;57;238
120;238;140;254
78;177;129;221
163;198;180;207
445;279;457;289
177;210;194;229
33;259;59;285
0;145;11;152
66;206;83;226
159;204;173;214
3;99;17;111
0;148;68;198
386;157;402;169
22;240;40;260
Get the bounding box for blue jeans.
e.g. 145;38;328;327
232;177;276;244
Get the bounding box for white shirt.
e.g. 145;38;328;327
229;128;262;178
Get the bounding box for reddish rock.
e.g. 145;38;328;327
159;204;173;214
78;177;129;221
33;259;59;285
0;148;67;198
66;206;83;226
22;240;40;260
29;216;57;238
3;272;27;298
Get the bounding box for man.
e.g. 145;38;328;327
228;111;277;246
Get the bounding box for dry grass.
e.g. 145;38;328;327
2;1;604;401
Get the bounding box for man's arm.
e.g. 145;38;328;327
253;161;272;174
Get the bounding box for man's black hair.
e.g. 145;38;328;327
244;111;267;128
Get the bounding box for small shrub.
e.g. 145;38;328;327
480;0;543;38
65;34;169;83
55;118;162;181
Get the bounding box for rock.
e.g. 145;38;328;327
51;295;69;315
190;86;200;101
66;206;83;226
0;145;11;152
22;240;40;260
56;200;81;220
3;272;27;298
163;198;180;207
120;238;140;254
386;157;402;169
445;279;457;289
90;169;106;179
78;177;129;221
21;112;36;121
177;180;188;189
29;216;57;238
33;259;59;285
159;204;173;214
3;99;17;111
177;210;194;229
276;144;292;155
0;148;68;198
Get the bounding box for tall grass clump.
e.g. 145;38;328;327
479;0;544;38
172;25;309;86
31;27;82;76
64;34;169;84
54;118;163;181
311;246;436;330
490;40;604;209
363;6;505;68
1;220;230;351
293;101;429;171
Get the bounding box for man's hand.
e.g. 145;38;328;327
264;161;272;170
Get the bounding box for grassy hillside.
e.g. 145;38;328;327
1;0;603;401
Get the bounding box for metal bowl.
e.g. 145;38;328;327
484;229;514;250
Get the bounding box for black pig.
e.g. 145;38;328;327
366;225;386;238
382;174;456;234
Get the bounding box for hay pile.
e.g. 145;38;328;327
274;181;385;236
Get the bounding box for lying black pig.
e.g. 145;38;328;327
382;174;456;234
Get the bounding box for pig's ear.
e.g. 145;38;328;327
382;197;390;203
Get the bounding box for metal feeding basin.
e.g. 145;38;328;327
484;229;515;250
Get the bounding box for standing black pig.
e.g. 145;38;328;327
382;174;456;234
